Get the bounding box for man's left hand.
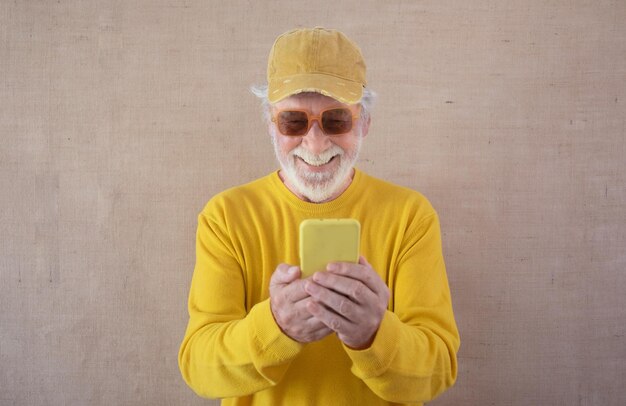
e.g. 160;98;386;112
304;256;390;350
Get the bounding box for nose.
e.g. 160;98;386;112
302;120;332;155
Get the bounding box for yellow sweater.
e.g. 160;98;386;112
178;169;459;405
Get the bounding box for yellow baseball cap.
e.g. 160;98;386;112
267;27;367;104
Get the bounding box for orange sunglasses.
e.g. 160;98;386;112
271;107;360;136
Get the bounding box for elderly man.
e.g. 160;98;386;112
179;27;460;405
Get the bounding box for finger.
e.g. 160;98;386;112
307;325;333;341
293;296;325;320
358;255;370;268
301;303;335;330
326;259;384;295
311;271;377;305
296;322;333;343
271;293;316;333
306;300;351;334
270;264;301;288
277;278;310;304
357;257;390;301
273;298;332;343
305;281;361;321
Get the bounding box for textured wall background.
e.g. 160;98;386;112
1;1;625;405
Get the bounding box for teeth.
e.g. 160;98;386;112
301;156;334;166
292;145;344;167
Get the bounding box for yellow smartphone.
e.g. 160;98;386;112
299;219;360;278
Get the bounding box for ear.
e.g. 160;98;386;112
360;115;371;138
268;122;277;146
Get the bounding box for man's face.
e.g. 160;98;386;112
269;92;367;203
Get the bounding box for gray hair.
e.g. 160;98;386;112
250;84;377;126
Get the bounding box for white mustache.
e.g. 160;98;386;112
291;144;344;166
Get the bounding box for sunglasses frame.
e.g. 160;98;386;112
271;106;361;136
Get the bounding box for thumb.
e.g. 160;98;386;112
358;256;370;267
270;264;301;286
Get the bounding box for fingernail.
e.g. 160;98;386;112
305;281;317;293
312;271;326;282
326;263;337;271
287;266;298;274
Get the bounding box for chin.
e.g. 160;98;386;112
292;163;352;202
272;132;361;202
296;181;340;203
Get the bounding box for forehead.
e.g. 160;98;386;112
272;92;357;112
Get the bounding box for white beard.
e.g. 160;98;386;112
272;134;362;203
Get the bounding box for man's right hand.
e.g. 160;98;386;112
269;264;332;343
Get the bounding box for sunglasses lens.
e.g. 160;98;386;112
277;111;309;136
321;108;353;135
275;108;355;136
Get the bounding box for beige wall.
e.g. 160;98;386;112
1;1;625;404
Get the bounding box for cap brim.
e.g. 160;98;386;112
268;73;363;104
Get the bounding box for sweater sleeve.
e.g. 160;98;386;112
344;213;460;404
178;209;303;399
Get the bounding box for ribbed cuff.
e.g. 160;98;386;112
344;311;400;379
249;299;304;362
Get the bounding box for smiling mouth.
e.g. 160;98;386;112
297;155;338;167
